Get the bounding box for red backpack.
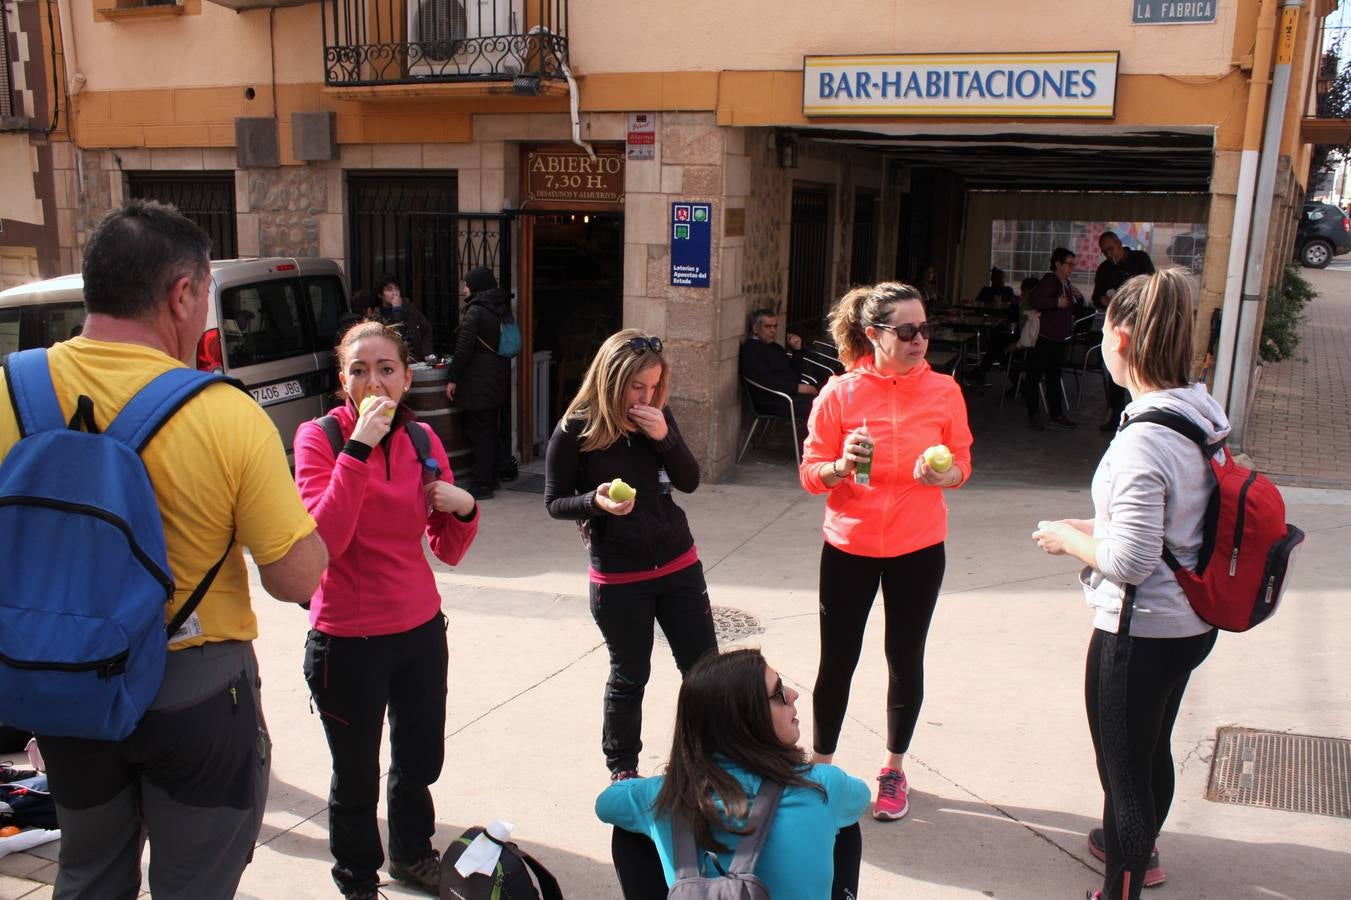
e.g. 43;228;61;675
1122;410;1305;632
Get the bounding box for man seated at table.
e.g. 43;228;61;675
978;276;1039;376
739;308;817;419
974;267;1016;309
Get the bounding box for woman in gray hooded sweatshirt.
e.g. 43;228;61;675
1032;268;1226;900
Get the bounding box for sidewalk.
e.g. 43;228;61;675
3;450;1349;898
1245;266;1351;488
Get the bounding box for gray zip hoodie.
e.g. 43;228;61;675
1082;382;1231;638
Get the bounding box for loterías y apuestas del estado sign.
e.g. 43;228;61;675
803;52;1119;119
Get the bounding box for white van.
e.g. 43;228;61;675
0;258;349;459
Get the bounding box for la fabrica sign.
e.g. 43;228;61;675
803;52;1119;118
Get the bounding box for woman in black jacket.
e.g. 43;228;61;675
545;329;719;782
445;266;512;499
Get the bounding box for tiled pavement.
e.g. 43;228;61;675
1245;265;1351;488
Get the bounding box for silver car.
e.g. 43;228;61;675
0;257;348;460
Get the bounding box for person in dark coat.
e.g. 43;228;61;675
373;275;435;361
1092;232;1156;432
738;308;817;419
445;266;512;500
1023;248;1083;430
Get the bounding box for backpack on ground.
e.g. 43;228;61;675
439;825;563;900
1121;409;1305;632
0;349;238;741
669;780;783;899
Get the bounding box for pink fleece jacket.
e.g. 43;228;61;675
293;403;479;637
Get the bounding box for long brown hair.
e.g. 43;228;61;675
561;329;669;452
653;649;824;853
828;281;924;367
1106;268;1195;390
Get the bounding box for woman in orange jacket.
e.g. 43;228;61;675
800;281;973;822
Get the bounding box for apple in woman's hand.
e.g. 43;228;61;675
608;478;637;502
359;394;395;418
922;444;953;473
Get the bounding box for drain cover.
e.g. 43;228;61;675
657;606;764;645
1206;727;1351;819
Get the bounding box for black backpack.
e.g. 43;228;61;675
438;826;563;900
669;781;783;899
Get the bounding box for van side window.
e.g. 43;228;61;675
221;282;308;366
305;276;345;351
0;308;19;364
39;304;88;346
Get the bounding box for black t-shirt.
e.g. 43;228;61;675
1093;249;1156;305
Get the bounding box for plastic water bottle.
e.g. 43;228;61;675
854;418;873;486
657;466;672;495
422;458;441;513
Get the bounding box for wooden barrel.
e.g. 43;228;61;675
405;365;472;476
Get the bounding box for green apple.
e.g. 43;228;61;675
923;444;953;473
608;478;637;502
359;394;396;418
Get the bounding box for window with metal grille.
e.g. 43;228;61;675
126;172;238;260
786;185;831;338
1;0;15;120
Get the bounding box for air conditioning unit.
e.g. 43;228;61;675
408;0;522;78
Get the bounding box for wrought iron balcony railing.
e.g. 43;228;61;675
322;0;569;88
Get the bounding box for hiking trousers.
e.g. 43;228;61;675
304;613;449;894
39;641;269;900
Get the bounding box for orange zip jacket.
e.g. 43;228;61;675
800;357;973;558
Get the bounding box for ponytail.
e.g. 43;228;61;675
1106;268;1195;390
827;281;923;367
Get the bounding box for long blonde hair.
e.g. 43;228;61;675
1106;268;1195;390
828;281;924;368
562;329;670;452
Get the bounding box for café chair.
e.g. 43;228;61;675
739;377;803;466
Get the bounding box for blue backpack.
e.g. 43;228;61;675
0;349;238;741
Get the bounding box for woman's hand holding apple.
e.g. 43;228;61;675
913;454;961;487
594;481;636;516
351;396;396;447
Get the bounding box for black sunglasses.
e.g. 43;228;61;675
871;322;931;342
628;336;663;355
768;676;788;705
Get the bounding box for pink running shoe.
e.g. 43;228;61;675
873;767;909;820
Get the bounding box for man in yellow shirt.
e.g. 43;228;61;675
0;201;328;900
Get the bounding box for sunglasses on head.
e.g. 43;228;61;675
871;322;931;341
768;676;788;705
627;336;663;355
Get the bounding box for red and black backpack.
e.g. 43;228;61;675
1121;409;1305;633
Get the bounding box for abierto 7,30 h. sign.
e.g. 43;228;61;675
803;52;1119;119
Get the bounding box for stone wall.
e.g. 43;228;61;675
742;130;790;312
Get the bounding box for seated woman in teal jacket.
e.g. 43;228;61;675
596;648;870;899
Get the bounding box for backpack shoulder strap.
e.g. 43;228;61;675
105;368;244;452
1121;408;1214;455
672;813;704;881
512;845;564;900
316;415;344;458
404;420;432;466
3;348;66;438
726;780;783;875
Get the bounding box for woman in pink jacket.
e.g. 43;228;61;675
294;321;479;900
800;282;973;822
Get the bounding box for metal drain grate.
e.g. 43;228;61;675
657;606;764;645
1206;727;1351;819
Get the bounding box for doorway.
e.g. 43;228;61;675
528;212;624;437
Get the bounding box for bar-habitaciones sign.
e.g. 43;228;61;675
803;52;1119;119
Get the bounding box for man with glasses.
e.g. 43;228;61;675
1024;247;1083;430
1092;232;1155;432
739;308;818;420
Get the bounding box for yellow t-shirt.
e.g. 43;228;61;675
0;338;317;648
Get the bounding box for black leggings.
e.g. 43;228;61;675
609;823;862;899
590;562;719;774
1086;627;1217;900
813;541;946;756
1023;337;1067;418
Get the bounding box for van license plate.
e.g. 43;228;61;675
251;379;305;407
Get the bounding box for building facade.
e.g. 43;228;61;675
1;0;1338;473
